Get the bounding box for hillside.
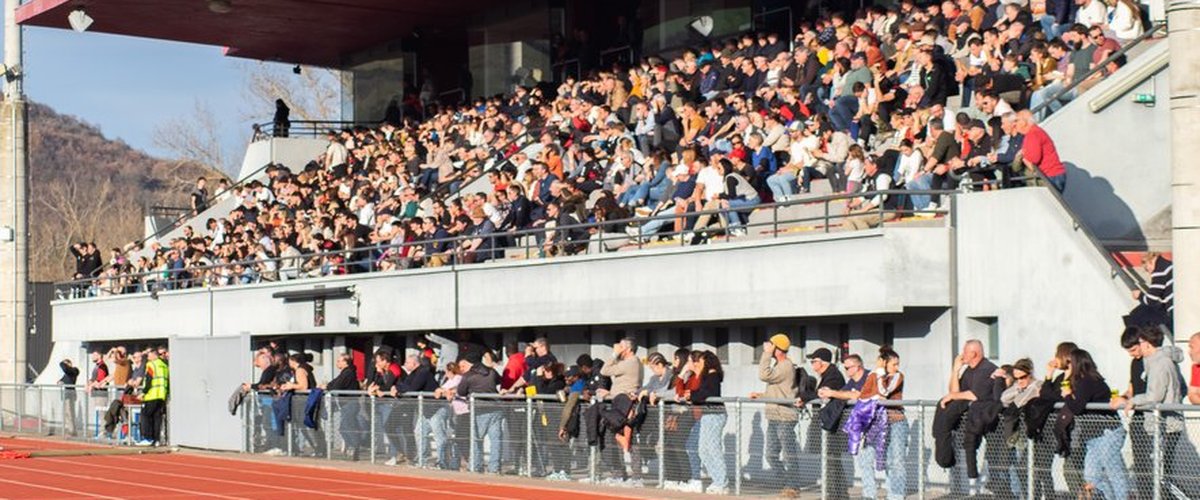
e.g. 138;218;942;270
27;102;225;281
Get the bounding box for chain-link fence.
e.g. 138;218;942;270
9;383;1200;499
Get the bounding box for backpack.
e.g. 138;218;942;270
794;366;817;398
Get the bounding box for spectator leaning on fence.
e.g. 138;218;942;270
1110;326;1192;497
933;339;1004;496
1063;348;1129;500
1189;332;1200;405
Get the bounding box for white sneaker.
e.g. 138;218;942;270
683;479;704;493
706;485;729;495
384;457;397;466
263;448;284;456
134;440;154;447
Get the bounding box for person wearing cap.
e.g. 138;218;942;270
795;347;849;498
750;334;800;490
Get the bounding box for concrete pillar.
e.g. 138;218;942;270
0;0;27;383
1168;0;1200;337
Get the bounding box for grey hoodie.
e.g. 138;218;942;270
1130;345;1186;433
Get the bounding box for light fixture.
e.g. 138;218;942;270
68;9;94;33
689;16;714;37
208;0;232;14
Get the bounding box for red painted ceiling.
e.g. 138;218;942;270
17;0;488;67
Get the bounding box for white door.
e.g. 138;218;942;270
168;335;250;450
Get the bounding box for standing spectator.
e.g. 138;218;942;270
818;354;872;499
139;348;169;447
70;242;103;281
451;351;503;474
531;362;568;479
190;177;209;215
395;351;439;465
1110;326;1189;497
273;99;291;138
432;362;465;470
59;358;80;436
1064;349;1129;500
750;334;799;491
680;350;727;495
796;348;847;498
599;337;643;399
997;358;1042;498
524;337;557;385
933;340;1003;496
323;353;363;459
1117;327;1154;493
499;341;528;393
86;350;110;408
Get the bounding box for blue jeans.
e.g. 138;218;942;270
1030;82;1075;120
619;183;649;206
886;420;909;500
1046;173;1066;193
855;443;879;498
767;172;798;199
414;413;432;465
906;173;933;209
725;196;761;228
429;407;454;469
336;399;363;452
686;420;703;479
471;411;504;473
1084;427;1129;500
698;413;728;489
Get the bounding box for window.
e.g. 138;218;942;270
715;327;730;363
678;327;694;350
883;322;895;348
968;317;1001;360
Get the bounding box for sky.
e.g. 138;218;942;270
7;25;271;175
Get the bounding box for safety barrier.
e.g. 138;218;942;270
237;391;1200;498
0;383;165;446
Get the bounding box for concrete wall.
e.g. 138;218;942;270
956;188;1137;388
235;137;327;181
54;227;951;342
1043;41;1171;249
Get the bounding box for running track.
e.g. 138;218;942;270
0;438;644;499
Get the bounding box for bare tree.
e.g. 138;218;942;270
240;62;341;122
151;99;235;176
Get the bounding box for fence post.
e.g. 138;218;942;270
0;385;5;432
469;395;477;473
16;386;23;433
248;393;257;453
369;396;377;465
588;401;597;483
657;400;665;488
286;419;294;457
1025;437;1035;500
1152;408;1162;500
820;420;828;500
418;394;426;468
325;393;333;460
734;399;743;496
35;386;43;435
917;404;926;500
61;386;67;437
525;396;533;477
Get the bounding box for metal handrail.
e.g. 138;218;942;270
252;120;380;139
129;162;275;251
1030;21;1166;118
53;187;956;299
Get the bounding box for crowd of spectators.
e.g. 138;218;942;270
57;345;171;446
239;318;1200;498
67;0;1149;297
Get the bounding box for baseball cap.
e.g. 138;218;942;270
806;348;833;363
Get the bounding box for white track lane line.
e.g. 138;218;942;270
0;475;123;499
0;461;248;500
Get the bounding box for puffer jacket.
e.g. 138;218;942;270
843;399;889;470
758;352;798;422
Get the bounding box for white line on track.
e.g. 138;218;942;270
0;461;247;500
0;474;124;499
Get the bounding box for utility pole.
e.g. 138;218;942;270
0;0;29;383
1169;0;1200;337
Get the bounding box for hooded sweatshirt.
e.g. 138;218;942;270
1130;345;1186;433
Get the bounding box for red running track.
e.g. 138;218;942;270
0;446;644;499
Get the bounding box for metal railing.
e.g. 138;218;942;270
52;187;958;300
236;390;1199;498
0;383;166;446
126;162;271;252
252;120;379;139
8;381;1200;498
1031;21;1166;119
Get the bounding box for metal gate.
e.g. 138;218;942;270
168;334;250;450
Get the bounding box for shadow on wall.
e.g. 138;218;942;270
1061;162;1147;250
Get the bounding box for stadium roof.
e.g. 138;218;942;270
16;0;486;67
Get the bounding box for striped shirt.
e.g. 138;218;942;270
1142;257;1174;314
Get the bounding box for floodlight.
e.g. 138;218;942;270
690;16;714;37
68;9;94;33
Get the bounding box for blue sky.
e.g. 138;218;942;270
12;27;262;173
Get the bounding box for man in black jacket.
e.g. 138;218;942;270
796;348;849;498
325;354;362;459
451;351;502;473
59;359;80;436
394;351;439;465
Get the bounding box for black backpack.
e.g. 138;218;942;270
794;366;817;398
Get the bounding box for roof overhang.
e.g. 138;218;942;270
17;0;486;67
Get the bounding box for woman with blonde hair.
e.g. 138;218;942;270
1107;0;1143;42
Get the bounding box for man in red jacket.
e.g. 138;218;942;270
1016;110;1067;192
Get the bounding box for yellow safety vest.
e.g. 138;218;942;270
144;359;170;401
